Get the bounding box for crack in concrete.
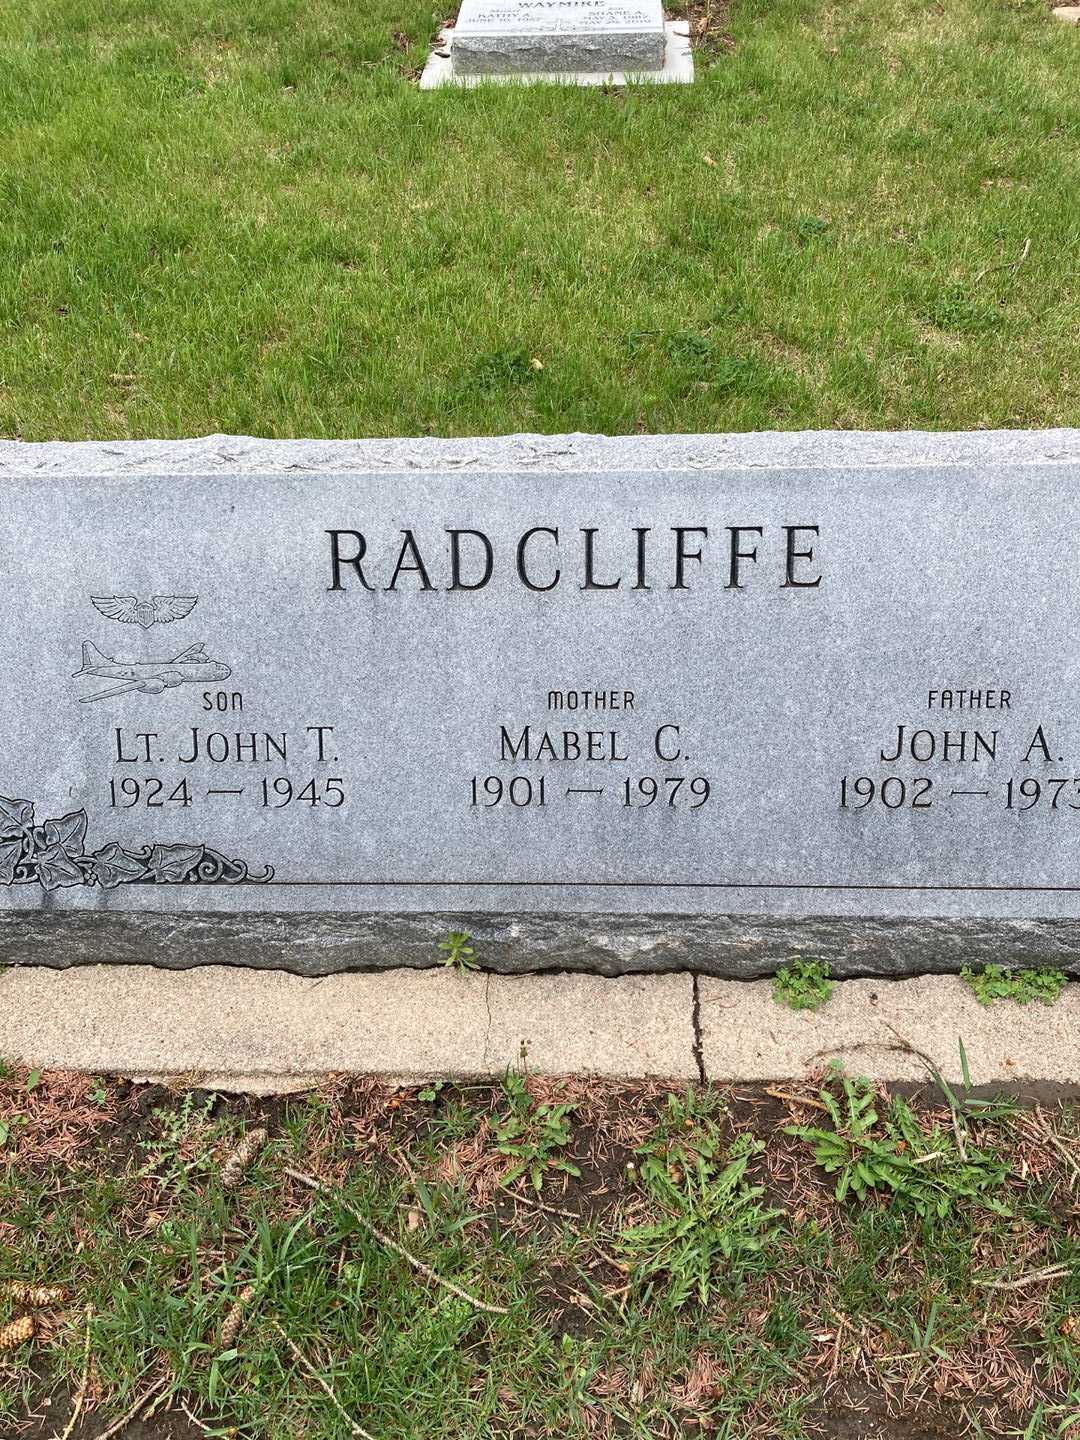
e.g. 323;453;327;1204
482;971;494;1069
691;973;706;1083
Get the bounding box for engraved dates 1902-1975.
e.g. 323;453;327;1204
0;792;273;892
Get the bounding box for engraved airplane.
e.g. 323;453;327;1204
74;641;231;703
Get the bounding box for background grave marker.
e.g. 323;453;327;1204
421;0;691;87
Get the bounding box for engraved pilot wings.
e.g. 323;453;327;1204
91;595;198;629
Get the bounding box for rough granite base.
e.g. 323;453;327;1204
3;910;1080;979
420;21;691;87
451;33;665;74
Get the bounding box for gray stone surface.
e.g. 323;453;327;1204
3;430;1078;477
4;430;1080;978
451;0;666;75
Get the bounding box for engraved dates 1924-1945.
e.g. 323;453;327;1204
105;723;346;813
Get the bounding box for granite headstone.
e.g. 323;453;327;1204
3;430;1080;979
450;0;666;76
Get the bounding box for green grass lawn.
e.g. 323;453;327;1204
0;1068;1078;1438
1;0;1078;440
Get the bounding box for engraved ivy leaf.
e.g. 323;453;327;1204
0;796;34;838
144;843;204;883
0;837;24;886
42;810;89;858
90;843;148;890
34;843;86;891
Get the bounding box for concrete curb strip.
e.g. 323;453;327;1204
699;975;1080;1083
0;966;696;1084
0;965;1075;1090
